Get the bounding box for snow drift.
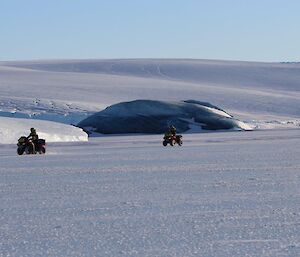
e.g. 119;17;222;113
0;117;88;144
78;100;252;134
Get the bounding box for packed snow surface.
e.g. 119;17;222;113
0;117;87;144
0;129;300;256
78;100;252;134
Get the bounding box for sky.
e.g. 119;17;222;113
0;0;299;62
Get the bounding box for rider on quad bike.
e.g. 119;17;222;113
164;125;176;138
169;125;176;136
17;129;46;155
27;127;39;153
163;125;182;146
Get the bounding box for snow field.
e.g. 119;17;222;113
0;59;300;129
0;58;299;256
1;129;300;256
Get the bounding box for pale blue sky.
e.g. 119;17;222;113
1;0;299;61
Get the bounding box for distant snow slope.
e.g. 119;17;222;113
0;117;87;144
78;100;252;134
0;59;299;129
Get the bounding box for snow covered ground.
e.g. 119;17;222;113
0;129;300;256
0;59;299;256
0;117;87;144
0;59;299;128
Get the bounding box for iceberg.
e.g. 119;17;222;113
78;100;252;134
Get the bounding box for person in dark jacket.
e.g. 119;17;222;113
169;125;177;136
27;127;39;153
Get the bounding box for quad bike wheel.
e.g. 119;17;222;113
17;148;24;155
39;146;46;154
170;139;176;146
163;141;168;146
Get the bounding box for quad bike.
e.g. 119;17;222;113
17;136;46;155
163;134;183;146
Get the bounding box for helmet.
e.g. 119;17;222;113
30;127;35;132
170;125;175;129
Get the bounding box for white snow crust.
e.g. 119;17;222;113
0;130;300;256
0;117;87;144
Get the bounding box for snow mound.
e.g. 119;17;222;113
78;100;252;134
0;117;88;144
